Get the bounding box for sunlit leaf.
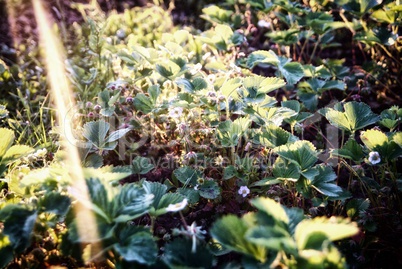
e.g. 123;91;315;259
246;225;296;253
246;50;280;69
220;78;242;99
295;217;359;250
251;197;289;224
133;93;153;114
201;5;233;24
274;140;318;170
0;128;14;158
360;129;402;161
1;145;34;165
254;125;296;148
320;101;379;133
83;166;131;182
210;215;268;263
156;61;181;79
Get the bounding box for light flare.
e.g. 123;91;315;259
31;0;101;262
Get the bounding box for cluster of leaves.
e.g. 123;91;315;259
0;0;401;268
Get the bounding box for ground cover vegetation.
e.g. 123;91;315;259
0;0;401;268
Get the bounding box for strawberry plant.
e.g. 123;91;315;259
0;0;401;268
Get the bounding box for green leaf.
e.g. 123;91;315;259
281;100;313;126
274;140;318;170
1;145;34;164
84;178;110;222
220;78;242;99
223;165;237;180
279;61;304;85
172;166;201;186
82;120;110;148
97;90;117;116
0;205;37;252
143;181;167;211
0;128;14;158
310;165;343;197
38;192;71;216
83;153;103;168
217;119;251;147
360;0;382;14
254;125;296;148
298;92;318;111
250;177;281;187
246;106;297;126
83;178;153;223
133;93;154;114
112;183;153;222
284;207;305;236
266;29;299;46
201;5;233;24
321;80;346;92
156;61;181;79
198;180;221;199
246;226;296;253
250;197;289;225
0;233;13;268
360;129;402;161
295;217;359;250
210;215;268;263
215;24;234;47
178;187;200;204
243;76;285;95
0;105;9;119
132;156;155;175
114;227;157;265
346;198;370;219
105;128;131;143
272;157;300;182
320;101;379;133
155;193;186;215
163;238;215;268
331;139;364;162
360;129;387;151
83;166;132;182
143;180;186;216
246;50;279;69
342;0;382;16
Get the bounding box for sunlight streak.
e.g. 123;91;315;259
31;0;102;262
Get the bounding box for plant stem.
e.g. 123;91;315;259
309;35;321;64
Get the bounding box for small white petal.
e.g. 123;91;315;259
166;198;188;212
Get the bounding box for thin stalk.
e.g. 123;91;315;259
298;37;309;62
309;35;321;64
150;216;156;233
